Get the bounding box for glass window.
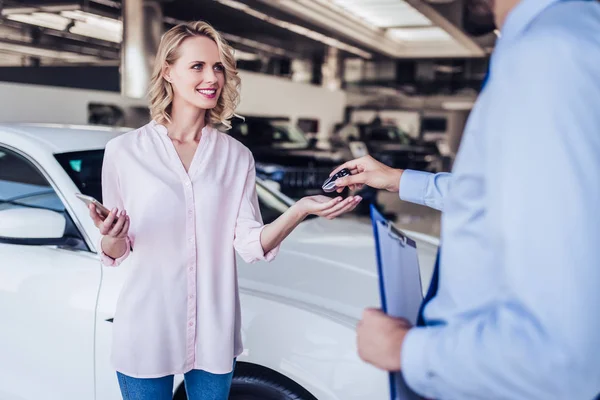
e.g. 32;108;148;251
365;126;412;145
0;147;65;213
230;118;308;146
55;150;104;202
337;125;360;142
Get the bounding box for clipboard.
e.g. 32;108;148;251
370;204;423;400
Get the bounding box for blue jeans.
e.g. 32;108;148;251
116;362;235;400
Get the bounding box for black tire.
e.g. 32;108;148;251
173;363;317;400
229;373;307;400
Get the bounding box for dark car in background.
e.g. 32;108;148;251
226;116;348;199
332;122;442;172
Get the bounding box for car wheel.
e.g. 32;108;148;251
173;363;317;400
229;371;310;400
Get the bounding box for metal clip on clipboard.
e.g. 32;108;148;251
387;221;408;246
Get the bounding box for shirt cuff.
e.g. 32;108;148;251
238;225;280;263
401;326;442;400
99;236;131;267
399;170;432;206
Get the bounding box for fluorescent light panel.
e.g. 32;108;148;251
233;49;259;61
387;26;452;41
215;0;372;58
6;12;70;31
0;41;100;61
328;0;432;28
3;8;122;43
61;10;122;43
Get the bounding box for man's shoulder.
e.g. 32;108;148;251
498;2;599;75
526;1;600;48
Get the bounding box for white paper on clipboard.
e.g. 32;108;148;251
371;205;423;400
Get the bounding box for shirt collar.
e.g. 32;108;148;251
150;119;212;137
499;0;562;43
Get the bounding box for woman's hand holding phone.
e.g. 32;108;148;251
89;204;130;240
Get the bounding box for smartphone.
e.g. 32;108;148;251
75;193;111;219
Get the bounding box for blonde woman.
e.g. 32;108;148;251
87;21;361;400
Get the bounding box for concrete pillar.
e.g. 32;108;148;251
321;46;342;90
121;0;163;99
291;59;312;84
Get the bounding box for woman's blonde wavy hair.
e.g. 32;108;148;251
148;21;240;129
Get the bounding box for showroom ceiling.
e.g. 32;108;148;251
0;0;491;67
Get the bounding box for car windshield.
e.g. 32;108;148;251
231;119;309;147
0;148;65;213
269;121;309;145
365;126;412;145
54;149;300;224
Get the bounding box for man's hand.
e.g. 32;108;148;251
357;308;412;371
329;156;404;193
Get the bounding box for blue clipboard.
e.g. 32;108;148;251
370;204;423;400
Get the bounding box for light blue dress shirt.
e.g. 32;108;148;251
398;1;600;399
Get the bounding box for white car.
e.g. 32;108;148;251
0;123;438;400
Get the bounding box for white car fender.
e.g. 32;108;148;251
233;291;389;400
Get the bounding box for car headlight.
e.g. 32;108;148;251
255;163;285;181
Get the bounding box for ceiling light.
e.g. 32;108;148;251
442;101;474;110
2;6;123;43
1;4;79;15
6;12;70;31
60;10;122;43
387;27;452;41
0;41;100;62
69;21;122;43
234;49;259;61
214;0;372;59
60;10;122;32
328;0;432;28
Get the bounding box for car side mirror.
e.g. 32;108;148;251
0;208;67;245
307;137;318;148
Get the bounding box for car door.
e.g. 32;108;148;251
0;146;100;400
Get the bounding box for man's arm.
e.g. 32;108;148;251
401;30;600;400
330;157;452;212
399;170;450;212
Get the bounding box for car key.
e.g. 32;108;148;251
322;168;351;193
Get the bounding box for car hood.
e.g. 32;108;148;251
237;218;438;324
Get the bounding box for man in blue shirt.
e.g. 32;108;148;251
332;0;600;398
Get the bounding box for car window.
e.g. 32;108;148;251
55;150;104;202
229;119;308;146
366;126;412;145
0;147;65;213
270;121;309;145
337;125;360;141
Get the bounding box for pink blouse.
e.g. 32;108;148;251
100;120;279;378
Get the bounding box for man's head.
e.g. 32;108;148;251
464;0;521;35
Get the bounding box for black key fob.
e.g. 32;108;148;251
322;168;351;193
